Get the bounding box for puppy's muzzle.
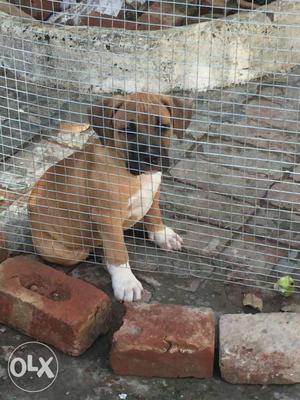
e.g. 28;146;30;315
127;144;169;175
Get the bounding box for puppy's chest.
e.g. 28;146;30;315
127;172;162;221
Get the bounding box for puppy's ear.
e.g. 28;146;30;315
88;97;123;146
161;96;193;139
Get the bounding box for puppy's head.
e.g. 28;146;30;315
89;93;193;175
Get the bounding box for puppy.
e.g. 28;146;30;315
28;93;192;302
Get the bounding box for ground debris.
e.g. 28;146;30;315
242;292;263;312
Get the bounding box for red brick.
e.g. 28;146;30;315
110;303;215;378
80;12;138;29
0;256;112;355
0;232;8;263
219;313;300;384
0;189;18;211
9;0;61;20
0;0;33;18
137;3;185;30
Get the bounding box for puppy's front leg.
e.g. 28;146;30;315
144;190;183;251
99;217;143;302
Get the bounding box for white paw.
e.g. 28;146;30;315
148;226;183;251
107;263;143;302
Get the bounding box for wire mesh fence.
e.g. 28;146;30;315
0;0;299;300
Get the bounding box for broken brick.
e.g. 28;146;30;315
111;303;215;378
220;313;300;384
0;256;112;355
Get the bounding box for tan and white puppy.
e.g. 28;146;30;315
28;93;192;302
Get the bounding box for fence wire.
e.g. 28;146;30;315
0;0;299;298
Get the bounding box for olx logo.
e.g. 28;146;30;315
8;342;58;392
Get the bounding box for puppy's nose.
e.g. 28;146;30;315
139;144;151;156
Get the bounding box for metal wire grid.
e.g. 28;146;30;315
0;0;299;297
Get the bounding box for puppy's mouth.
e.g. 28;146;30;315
127;160;163;176
126;153;170;175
